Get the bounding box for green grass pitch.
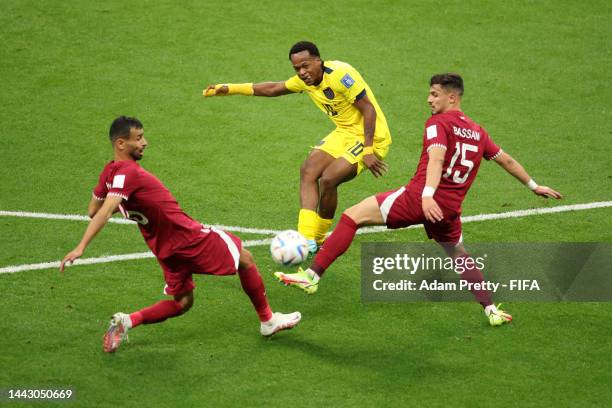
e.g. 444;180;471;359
1;1;611;406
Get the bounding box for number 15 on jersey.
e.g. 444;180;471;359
443;142;478;184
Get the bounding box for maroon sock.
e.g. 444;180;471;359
130;300;184;327
311;214;358;276
238;264;273;322
457;254;493;308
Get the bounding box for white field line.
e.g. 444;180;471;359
357;200;612;234
0;238;274;275
1;201;611;275
0;210;280;235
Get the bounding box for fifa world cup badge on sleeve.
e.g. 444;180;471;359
341;73;355;88
426;125;438;140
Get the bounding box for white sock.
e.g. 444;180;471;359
123;313;133;329
484;304;498;316
305;268;320;284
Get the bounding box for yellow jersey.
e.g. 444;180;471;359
285;60;391;146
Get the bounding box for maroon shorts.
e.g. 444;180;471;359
157;227;243;296
375;186;462;245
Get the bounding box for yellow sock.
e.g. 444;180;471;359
315;215;333;245
298;209;318;241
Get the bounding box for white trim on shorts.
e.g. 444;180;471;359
210;226;240;270
379;186;406;224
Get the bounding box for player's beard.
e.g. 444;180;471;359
130;149;144;161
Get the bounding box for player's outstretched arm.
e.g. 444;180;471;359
203;82;293;97
493;151;563;199
59;195;123;272
88;196;104;218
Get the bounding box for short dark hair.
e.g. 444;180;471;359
109;116;143;142
430;73;464;96
289;41;320;59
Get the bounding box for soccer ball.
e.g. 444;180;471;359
270;230;309;266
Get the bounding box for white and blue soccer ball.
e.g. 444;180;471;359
270;230;309;266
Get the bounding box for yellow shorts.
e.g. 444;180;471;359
314;129;390;175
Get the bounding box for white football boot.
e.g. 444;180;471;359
260;312;302;337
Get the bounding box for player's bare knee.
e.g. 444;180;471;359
344;197;381;226
442;243;467;258
319;173;340;192
176;292;194;313
300;161;318;182
182;301;193;313
238;248;254;269
343;205;365;226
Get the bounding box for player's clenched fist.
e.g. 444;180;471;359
203;84;229;96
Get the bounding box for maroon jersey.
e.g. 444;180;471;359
406;110;502;212
92;160;205;259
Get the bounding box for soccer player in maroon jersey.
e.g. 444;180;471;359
275;73;562;326
60;116;301;352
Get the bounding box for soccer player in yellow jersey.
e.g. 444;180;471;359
204;41;392;253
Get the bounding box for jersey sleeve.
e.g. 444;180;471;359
284;75;306;93
92;167;109;200
482;130;502;160
107;163;140;201
423;117;449;152
335;65;367;103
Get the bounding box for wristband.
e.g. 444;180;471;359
422;186;436;198
227;83;254;96
363;146;374;155
526;179;538;191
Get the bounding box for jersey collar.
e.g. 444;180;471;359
310;61;329;87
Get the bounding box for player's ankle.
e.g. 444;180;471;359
484;304;498;316
261;313;277;326
305;268;320;283
259;308;273;323
128;312;143;328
